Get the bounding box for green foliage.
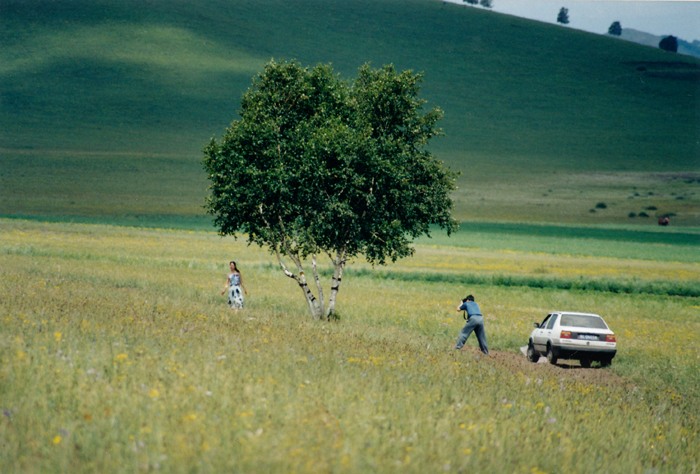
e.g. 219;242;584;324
203;60;457;317
557;7;570;25
204;60;456;265
659;35;679;53
608;21;622;36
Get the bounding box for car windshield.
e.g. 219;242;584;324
560;314;608;329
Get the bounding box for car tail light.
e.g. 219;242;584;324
560;331;572;339
606;334;616;342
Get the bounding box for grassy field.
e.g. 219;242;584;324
1;2;698;470
1;219;698;472
1;0;698;225
3;150;699;226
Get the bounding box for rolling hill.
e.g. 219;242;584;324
1;0;698;225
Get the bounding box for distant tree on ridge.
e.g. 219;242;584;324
659;35;678;53
608;21;622;36
557;7;570;25
463;0;478;5
479;0;493;8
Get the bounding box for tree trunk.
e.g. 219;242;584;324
311;254;326;317
274;247;323;319
325;250;346;320
297;270;323;319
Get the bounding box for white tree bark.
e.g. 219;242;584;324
311;254;326;317
274;246;323;319
326;250;346;320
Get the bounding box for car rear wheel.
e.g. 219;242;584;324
546;344;558;365
579;358;591;368
600;357;612;368
526;342;540;363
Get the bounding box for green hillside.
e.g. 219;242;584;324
1;0;698;225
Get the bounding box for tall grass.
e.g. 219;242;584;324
1;220;698;472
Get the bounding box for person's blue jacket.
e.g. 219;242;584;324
459;301;482;318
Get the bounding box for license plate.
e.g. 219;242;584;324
578;334;599;341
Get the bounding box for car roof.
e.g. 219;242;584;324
551;311;602;317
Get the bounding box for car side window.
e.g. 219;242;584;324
540;315;551;328
546;314;558;330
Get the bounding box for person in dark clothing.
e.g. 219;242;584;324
454;294;489;354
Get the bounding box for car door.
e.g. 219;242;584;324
532;314;552;352
544;314;559;348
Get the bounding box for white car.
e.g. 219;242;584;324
526;311;617;367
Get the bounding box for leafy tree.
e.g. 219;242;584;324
608;21;622;36
479;0;493;8
203;60;457;320
659;35;678;53
463;0;478;5
557;7;569;25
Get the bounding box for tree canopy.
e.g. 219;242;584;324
608;21;622;36
659;35;678;53
557;7;570;25
203;60;457;319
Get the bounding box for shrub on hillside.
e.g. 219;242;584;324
659;35;678;53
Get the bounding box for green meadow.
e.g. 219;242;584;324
1;219;698;472
1;0;699;472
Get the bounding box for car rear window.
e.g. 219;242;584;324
561;314;608;329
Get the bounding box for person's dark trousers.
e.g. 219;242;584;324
455;316;489;354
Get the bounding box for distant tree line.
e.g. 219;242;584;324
465;2;680;54
607;19;678;54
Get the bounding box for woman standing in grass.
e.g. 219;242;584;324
221;260;248;309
